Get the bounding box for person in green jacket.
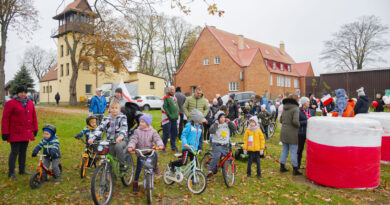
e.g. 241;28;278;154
183;87;209;122
162;86;180;152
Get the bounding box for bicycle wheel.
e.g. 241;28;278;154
222;158;235;188
269;122;276;138
187;170;207;194
121;153;134;187
81;158;88;178
146;172;152;204
91;164;113;205
30;171;42;189
163;165;175;185
200;152;212;174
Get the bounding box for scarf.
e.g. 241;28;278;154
16;97;28;108
302;108;311;119
249;125;260;132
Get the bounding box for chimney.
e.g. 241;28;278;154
280;41;285;52
238;35;244;50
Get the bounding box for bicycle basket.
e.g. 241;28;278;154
143;158;154;169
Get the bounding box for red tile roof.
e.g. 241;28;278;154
40;64;58;82
291;62;312;76
53;0;94;19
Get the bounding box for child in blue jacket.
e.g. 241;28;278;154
74;115;98;144
169;109;204;172
32;124;61;182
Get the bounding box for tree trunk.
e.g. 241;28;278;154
0;29;7;106
69;63;79;105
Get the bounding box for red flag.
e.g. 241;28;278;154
321;94;333;106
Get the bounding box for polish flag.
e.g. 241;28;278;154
118;79;133;103
321;94;333;106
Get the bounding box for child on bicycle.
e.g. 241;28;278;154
74;115;98;143
243;116;265;179
31;124;61;182
169;109;204;173
258;104;272;140
207;111;237;177
89;100;128;171
127;113;164;194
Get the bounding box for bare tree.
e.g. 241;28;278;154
0;0;38;106
22;46;56;80
320;15;390;71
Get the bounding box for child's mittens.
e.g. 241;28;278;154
74;134;82;139
32;152;37;157
260;150;264;155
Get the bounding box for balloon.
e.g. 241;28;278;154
372;101;378;108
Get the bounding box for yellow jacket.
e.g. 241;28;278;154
243;128;265;152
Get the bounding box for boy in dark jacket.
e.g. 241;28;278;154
32;124;61;182
354;87;369;115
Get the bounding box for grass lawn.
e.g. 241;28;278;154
0;107;389;204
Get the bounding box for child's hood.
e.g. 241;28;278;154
249;116;259;127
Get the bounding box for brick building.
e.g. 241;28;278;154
174;26;314;100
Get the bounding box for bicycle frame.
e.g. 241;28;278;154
35;155;54;180
217;151;234;169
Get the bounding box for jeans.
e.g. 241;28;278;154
297;135;306;168
43;158;61;178
263;125;269;139
8;141;29;175
209;144;229;172
109;141;128;164
247;151;261;176
280;143;298;167
162;121;178;150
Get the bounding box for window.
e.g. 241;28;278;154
277;76;285;87
270;74;273;86
203;58;209;65
60;64;64;77
281;63;284;71
288;65;291;72
285;77;291;87
264;59;268;66
150;82;155;89
43;87;45;93
82;61;89;70
272;62;276;69
61;45;64;57
146;96;154;100
66;63;70;76
50;86;52;93
214;56;220;64
229;82;238;91
67;45;70;56
294;78;299;88
85;84;92;94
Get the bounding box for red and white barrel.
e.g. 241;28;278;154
356;113;390;165
306;117;382;189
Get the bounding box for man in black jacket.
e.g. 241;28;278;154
226;94;238;121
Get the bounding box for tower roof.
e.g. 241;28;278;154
53;0;97;20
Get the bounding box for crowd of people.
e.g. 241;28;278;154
1;84;388;195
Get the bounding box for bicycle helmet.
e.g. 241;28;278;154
86;115;97;126
42;124;56;135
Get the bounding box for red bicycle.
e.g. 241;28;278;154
30;154;62;189
200;146;236;188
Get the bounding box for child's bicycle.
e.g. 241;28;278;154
131;147;164;204
90;140;134;205
76;137;99;178
200;144;236;188
163;146;207;194
30;154;63;189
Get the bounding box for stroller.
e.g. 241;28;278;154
121;102;142;137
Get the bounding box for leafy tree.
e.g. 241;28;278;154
9;65;35;95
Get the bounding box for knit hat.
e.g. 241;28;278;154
16;85;28;94
321;92;327;96
43;129;54;137
140;113;152;126
212;98;218;105
229;94;235;99
300;97;310;105
261;104;266;110
357;87;365;97
214;111;226;121
191;109;204;123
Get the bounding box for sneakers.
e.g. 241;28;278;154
132;181;139;194
54;176;61;182
257;175;262;179
280;163;289;173
8;173;17;179
247;174;252;178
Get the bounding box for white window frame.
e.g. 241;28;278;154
294;78;299;88
285;77;291;88
272;62;276;69
281;63;284;71
229;82;238;91
203;58;209;65
270;74;273;86
214;56;220;64
264;59;268;66
288;65;291;72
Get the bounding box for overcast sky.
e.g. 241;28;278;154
5;0;390;85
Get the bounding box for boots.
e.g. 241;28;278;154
293;167;302;176
280;163;289;173
132;181;139;194
8;172;17;179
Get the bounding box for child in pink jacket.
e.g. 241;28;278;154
127;113;164;194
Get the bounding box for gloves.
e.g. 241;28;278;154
243;150;247;155
32;152;37;157
33;131;38;137
260;150;264;155
2;134;8;141
74;134;82;140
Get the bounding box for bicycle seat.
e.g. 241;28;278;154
174;153;182;158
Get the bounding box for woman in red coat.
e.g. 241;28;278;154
2;85;38;179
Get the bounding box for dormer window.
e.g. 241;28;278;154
265;50;270;55
214;56;220;64
203;58;209;65
288;65;291;72
272;62;276;69
264;59;268;66
281;64;284;71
